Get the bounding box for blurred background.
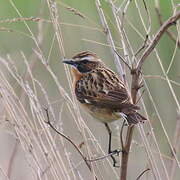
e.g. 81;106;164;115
0;0;179;179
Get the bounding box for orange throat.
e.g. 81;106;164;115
71;67;83;88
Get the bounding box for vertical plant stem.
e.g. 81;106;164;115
120;67;140;180
120;126;135;180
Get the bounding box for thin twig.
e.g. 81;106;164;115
87;150;122;163
95;0;124;77
143;75;180;87
170;111;180;179
82;38;122;50
136;168;150;180
135;35;149;57
7;140;19;179
137;10;180;71
136;89;145;105
155;7;180;47
142;0;151;34
120;120;126;149
114;50;131;71
43;108;92;171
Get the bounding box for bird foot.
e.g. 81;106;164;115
109;149;122;167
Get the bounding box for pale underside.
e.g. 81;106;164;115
80;102;121;123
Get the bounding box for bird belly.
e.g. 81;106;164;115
81;103;120;123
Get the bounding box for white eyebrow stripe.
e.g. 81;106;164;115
81;56;92;60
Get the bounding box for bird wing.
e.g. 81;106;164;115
75;68;139;110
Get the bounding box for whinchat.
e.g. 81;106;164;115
63;51;146;166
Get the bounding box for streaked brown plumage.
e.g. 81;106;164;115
63;51;146;167
63;51;146;124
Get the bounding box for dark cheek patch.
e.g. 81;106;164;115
77;65;90;73
77;64;94;73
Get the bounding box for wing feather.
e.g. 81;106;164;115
75;68;139;110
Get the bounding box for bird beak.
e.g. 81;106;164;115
62;59;76;66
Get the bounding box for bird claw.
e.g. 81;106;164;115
109;149;122;167
110;149;122;156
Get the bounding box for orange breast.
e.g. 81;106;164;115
71;67;84;89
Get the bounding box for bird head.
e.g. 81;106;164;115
63;51;104;73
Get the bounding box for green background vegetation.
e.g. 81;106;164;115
0;0;179;179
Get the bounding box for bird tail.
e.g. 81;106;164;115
127;112;147;124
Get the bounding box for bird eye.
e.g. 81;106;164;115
81;59;89;64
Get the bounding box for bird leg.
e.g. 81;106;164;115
104;123;121;167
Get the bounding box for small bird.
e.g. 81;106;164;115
63;51;146;166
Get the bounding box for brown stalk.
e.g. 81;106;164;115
120;125;135;180
120;10;180;180
155;7;180;48
137;10;180;72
